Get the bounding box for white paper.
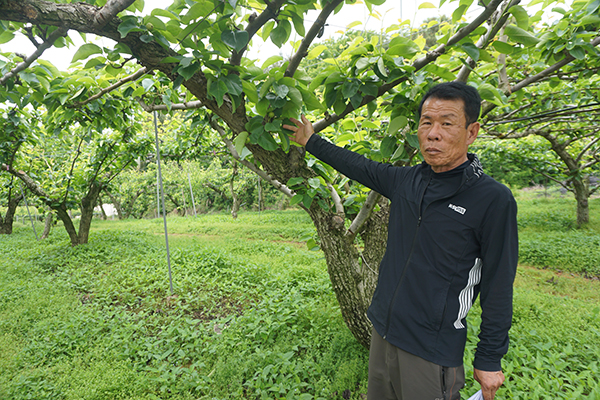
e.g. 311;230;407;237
467;390;484;400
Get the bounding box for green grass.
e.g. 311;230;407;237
1;199;599;399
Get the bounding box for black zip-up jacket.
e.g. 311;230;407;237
306;134;518;371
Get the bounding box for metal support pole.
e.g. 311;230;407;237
187;171;197;217
20;183;38;240
153;111;174;295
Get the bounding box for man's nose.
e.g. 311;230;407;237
427;123;442;141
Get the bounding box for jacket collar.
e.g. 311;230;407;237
420;153;484;181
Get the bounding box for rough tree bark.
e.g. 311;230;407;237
0;188;23;235
41;210;53;239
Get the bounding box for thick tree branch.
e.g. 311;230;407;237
0;27;67;85
230;0;287;66
93;0;136;29
456;0;519;82
346;191;381;239
327;182;344;215
285;0;344;78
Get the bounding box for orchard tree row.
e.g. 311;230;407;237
1;0;599;346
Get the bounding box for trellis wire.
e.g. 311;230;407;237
187;171;197;217
153;111;174;295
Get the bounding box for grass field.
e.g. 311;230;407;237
1;189;599;399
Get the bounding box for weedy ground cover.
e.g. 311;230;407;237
1;194;599;399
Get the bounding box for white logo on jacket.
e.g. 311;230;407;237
448;203;466;215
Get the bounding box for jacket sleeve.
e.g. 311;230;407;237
305;134;406;199
474;185;519;371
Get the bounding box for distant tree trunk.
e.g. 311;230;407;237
165;192;182;215
77;181;103;244
0;188;23;235
230;161;240;219
97;194;108;220
103;188;124;219
573;176;590;226
41;210;53;239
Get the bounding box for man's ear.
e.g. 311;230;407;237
466;122;480;145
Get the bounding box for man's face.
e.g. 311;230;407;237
417;97;480;173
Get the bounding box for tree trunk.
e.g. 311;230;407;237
572;176;590;226
78;181;103;244
55;205;80;246
308;204;381;349
0;192;23;235
230;161;240;219
104;188;125;219
97;194;108;220
41;210;53;239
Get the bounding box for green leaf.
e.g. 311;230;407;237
390;144;408;162
406;133;419;149
72;43;103;62
291;13;306;37
492;41;516;54
299;89;324;111
182;1;215;24
504;25;540;47
287;177;304;187
290;193;304;205
0;30;15;44
302;194;314;208
461;42;480;62
287;87;302;106
478;83;504;106
270;20;291;48
208;79;228;107
452;5;468;22
569;47;586;59
341;80;360;99
233;131;249;155
221;30;249;52
141;78;155;92
117;17;140;38
580;15;600;25
242;80;258;103
257;130;279;151
387;37;420;58
178;62;200;81
388;116;408;135
144;15;167;31
308;45;327;60
223;74;243;96
508;5;529;29
272;82;289;98
418;1;437;8
261;56;283;70
380;136;397;158
308;177;320;189
360;82;379;97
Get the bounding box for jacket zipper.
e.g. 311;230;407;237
383;174;431;339
382;169;474;340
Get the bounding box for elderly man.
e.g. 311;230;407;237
284;82;518;400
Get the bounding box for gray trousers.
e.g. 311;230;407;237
367;329;465;400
